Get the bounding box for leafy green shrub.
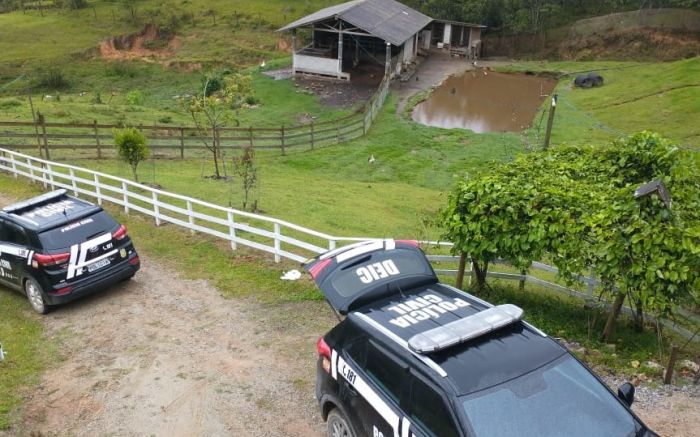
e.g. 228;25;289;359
158;116;173;124
125;90;144;105
113;127;149;182
201;73;223;96
245;95;260;106
108;62;137;78
35;68;68;90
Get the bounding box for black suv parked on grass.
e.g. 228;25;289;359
306;239;657;437
0;190;140;314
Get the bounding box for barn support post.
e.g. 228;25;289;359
385;42;391;76
337;23;344;79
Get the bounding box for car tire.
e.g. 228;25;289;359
25;278;49;315
327;408;356;437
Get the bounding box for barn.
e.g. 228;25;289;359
278;0;432;80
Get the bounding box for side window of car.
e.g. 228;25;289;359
345;337;367;367
3;222;28;246
409;375;460;437
365;341;405;404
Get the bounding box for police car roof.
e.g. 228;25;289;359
353;283;565;396
1;190;101;231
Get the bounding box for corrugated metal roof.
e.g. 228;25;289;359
279;0;433;46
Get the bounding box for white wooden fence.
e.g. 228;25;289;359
1;147;697;341
0;148;376;263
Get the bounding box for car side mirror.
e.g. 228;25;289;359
618;382;635;406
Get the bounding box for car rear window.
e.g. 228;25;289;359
329;250;435;298
38;211;117;250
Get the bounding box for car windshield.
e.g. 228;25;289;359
460;355;639;437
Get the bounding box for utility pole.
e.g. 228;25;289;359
542;93;558;151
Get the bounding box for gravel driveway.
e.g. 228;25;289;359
3;252;333;436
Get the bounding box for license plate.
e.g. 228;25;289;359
87;258;111;273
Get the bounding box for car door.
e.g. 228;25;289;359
406;372;463;437
342;337;407;437
0;220;30;290
304;239;438;315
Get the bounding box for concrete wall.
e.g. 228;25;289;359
403;35;414;64
293;53;348;79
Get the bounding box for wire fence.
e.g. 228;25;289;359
0;76;391;160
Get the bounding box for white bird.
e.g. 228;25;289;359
368;154;376;164
260;59;266;68
473;61;477;68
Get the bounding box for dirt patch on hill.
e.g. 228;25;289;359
558;28;700;61
99;24;180;62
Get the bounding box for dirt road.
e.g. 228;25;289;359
5;253;333;436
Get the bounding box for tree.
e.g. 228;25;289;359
114;127;149;182
183;72;252;179
441;132;699;340
232;145;258;211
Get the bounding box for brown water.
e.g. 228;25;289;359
412;70;557;133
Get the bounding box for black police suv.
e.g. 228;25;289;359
305;239;658;437
0;189;140;314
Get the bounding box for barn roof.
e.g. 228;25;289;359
278;0;433;46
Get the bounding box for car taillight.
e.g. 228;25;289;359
113;224;128;241
309;258;332;279
317;337;332;374
32;252;70;268
396;239;420;248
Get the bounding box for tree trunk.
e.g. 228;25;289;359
471;258;488;292
602;292;626;342
455;252;468;290
634;296;644;332
519;269;526;292
131;164;139;182
212;128;220;178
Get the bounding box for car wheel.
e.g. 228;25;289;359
327;408;356;437
25;278;49;315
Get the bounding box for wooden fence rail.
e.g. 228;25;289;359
0;77;390;159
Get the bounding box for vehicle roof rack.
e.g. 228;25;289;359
408;304;524;354
2;189;68;214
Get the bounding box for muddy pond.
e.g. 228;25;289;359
412;70;557;133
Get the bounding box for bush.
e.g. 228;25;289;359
158;115;173;124
245;95;260;106
35;68;69;90
114;127;149;182
201;74;223;96
125;90;144;105
108;62;137;78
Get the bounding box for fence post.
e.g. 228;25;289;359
228;211;237;250
328;239;336;251
187;200;195;234
69;168;78;196
27;157;34;181
280;125;286;156
10;153;17;179
152;191;161;226
94;120;102;159
39;114;50;160
180;127;185;159
41;160;48;188
587;267;596;296
310;121;315;150
94;174;102;205
362;110;367;134
249;126;254;149
46;163;55;189
274;223;281;263
122;181;129;214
